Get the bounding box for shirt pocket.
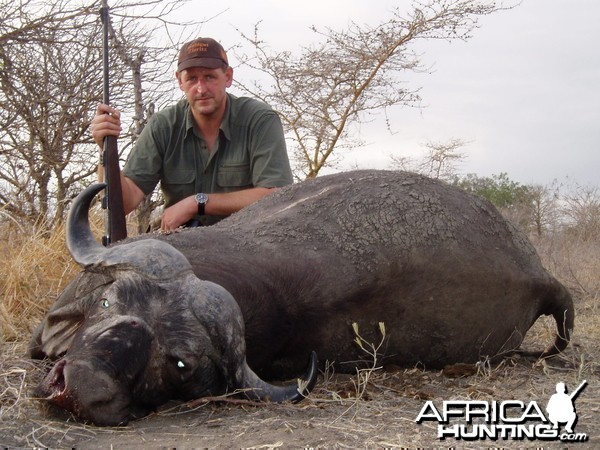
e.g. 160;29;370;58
217;163;252;189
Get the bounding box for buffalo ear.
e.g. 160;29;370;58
186;276;317;402
29;272;112;360
186;278;248;377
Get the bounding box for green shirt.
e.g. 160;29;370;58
123;93;293;224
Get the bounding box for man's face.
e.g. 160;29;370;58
177;66;233;119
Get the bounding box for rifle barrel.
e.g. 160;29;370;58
100;0;127;245
569;380;587;400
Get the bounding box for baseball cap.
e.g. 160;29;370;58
177;38;229;72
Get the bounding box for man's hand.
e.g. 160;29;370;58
91;103;122;149
161;196;198;231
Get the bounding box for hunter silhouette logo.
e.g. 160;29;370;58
546;380;587;434
415;379;589;442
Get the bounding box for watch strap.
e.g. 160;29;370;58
195;193;208;215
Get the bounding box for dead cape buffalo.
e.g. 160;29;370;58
29;170;574;426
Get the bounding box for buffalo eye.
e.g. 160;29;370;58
167;355;196;377
169;356;189;371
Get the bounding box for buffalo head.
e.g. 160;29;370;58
31;183;317;426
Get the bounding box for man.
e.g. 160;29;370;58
546;382;578;433
91;37;293;230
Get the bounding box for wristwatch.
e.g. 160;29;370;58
195;193;209;215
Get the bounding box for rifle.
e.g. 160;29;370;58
569;380;587;401
100;0;127;245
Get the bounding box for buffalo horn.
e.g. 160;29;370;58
66;183;109;267
239;351;318;403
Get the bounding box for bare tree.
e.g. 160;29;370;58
527;182;561;237
391;137;468;181
235;0;510;179
0;0;196;228
562;184;600;240
0;1;102;224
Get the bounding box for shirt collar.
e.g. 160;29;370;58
184;94;233;142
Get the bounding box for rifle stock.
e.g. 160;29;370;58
102;135;127;244
100;1;127;245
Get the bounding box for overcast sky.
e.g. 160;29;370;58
180;0;599;188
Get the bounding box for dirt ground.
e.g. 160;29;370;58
1;312;598;449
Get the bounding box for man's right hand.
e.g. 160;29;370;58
91;103;122;149
160;195;199;231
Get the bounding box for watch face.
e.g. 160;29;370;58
195;193;208;205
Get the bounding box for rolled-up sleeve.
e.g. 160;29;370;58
248;111;293;188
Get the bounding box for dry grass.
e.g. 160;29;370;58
1;220;598;448
0;220;79;342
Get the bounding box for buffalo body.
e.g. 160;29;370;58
30;170;574;425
